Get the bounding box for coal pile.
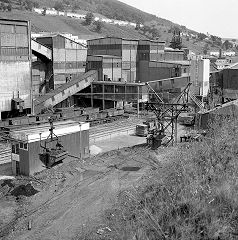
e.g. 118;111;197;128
1;179;14;188
11;184;39;197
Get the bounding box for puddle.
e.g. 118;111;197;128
120;166;141;172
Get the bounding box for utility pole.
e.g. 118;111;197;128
137;85;140;118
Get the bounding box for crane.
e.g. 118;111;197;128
145;82;192;149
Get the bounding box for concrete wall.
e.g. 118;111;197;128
0;19;31;114
0;61;31;111
190;59;210;96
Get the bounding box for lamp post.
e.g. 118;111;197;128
79;123;82;160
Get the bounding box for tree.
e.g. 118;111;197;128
94;21;103;33
197;32;207;41
84;12;94;25
222;40;233;50
203;43;209;55
54;1;64;11
151;28;161;39
24;0;34;11
42;7;46;16
7;3;11;11
169;29;182;50
135;22;141;30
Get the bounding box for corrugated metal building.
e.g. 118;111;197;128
0;19;32;119
87;55;122;82
36;34;87;89
138;39;165;62
138;61;190;83
87;37;188;83
87;37;138;83
9;120;90;176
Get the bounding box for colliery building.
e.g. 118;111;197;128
87;37;189;83
35;33;87;90
0;19;32;119
0;18;191;119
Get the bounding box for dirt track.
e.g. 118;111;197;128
1;146;153;240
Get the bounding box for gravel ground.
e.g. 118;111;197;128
0;145;154;240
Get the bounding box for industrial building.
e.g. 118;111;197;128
0;19;32;120
87;37;189;84
36;34;88;90
210;68;238;101
9;120;89;176
87;37;139;83
190;59;210;97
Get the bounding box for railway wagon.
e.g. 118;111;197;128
0;107;126;129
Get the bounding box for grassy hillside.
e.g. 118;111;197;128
0;10;146;39
90;117;238;239
1;0;228;54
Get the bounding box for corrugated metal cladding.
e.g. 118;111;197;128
0;19;31;113
48;34;87;87
164;51;184;61
36;37;53;48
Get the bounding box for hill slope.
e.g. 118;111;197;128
0;10;147;39
1;0;227;54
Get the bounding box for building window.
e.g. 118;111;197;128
19;142;28;151
12;145;15;153
12;144;19;154
24;143;28;150
20;142;24;149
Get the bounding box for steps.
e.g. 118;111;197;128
188;90;205;112
0;144;11;165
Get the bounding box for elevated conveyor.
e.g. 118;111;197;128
34;70;98;114
31;39;52;60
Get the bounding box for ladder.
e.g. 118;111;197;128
188;90;205;112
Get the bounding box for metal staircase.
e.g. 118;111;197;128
188;90;205;112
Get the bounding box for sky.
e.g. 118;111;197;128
119;0;238;39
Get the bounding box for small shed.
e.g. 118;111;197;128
9;120;90;176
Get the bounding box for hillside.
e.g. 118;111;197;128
1;0;231;54
0;10;147;39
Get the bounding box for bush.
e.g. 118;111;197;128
84;12;94;25
54;1;64;11
93;21;103;33
106;117;238;239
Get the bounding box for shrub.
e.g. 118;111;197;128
106;117;238;239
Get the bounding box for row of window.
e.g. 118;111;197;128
0;24;28;34
54;61;86;69
12;142;28;154
0;47;29;56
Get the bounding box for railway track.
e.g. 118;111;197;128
0;151;144;237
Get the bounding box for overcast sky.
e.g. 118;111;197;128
119;0;238;39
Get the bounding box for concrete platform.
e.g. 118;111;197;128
90;134;146;155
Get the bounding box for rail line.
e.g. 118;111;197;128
0;148;148;237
